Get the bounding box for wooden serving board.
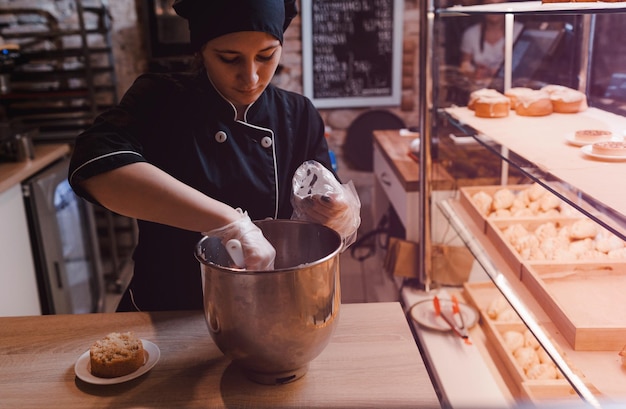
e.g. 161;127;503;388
520;380;602;405
485;218;624;279
459;185;528;234
463;282;590;404
458;184;584;235
521;262;626;351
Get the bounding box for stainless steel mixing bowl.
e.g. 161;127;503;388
195;220;342;385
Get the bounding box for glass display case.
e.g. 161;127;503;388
416;1;626;407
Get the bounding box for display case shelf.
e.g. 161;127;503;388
441;0;626;16
416;2;626;407
439;106;626;241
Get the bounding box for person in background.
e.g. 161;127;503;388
68;0;359;312
459;0;523;81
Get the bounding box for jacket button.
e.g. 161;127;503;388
215;131;227;143
261;136;272;148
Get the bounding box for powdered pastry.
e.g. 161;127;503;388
89;332;145;378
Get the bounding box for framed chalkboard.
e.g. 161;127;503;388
301;0;403;108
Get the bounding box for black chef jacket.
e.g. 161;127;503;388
69;71;333;311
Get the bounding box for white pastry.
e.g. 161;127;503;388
491;208;511;218
552;248;579;261
536;347;552;364
471;191;493;216
487;295;509;320
496;308;520;323
493;188;515;210
608;247;626;259
514;346;540;372
595;233;625;253
523;329;540;350
502;330;524;353
502;224;530;243
513;235;540;258
527;183;546;202
541;209;561;218
570;219;598;240
534;222;558;241
527;201;541;215
526;362;558;380
512;208;534;218
539;194;561;212
568;238;595;257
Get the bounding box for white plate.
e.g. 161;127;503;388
409;298;478;332
580;144;626;161
74;340;160;385
449;133;478;145
564;132;613;147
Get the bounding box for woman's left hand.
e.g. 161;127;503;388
291;161;361;250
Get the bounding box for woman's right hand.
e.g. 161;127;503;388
203;209;276;270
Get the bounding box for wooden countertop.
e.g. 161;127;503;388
0;302;440;409
0;143;71;194
373;130;455;192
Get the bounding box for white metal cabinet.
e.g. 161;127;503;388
0;184;41;316
373;141;460;245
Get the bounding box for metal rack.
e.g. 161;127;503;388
0;1;135;294
0;0;117;141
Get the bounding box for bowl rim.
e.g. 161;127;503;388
195;220;342;274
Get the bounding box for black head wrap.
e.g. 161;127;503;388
173;0;297;50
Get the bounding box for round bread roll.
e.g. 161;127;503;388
550;89;588;113
536;347;552;365
505;87;534;109
492;188;515;210
497;308;521;323
538;194;561;212
487;294;509;320
608;247;626;259
90;332;145;378
570;219;599;240
595;233;625;253
514;346;540;372
472;191;493;216
540;84;571;95
526;183;546;202
502;330;524;352
468;88;504;110
515;90;553;116
574;129;612;143
591;141;626;156
523;329;540;350
526;362;558;380
474;95;510;118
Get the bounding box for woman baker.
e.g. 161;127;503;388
68;0;359;312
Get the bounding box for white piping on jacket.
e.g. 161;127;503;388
69;150;143;185
208;72;280;220
236;120;279;220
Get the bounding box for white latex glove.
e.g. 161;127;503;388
203;209;276;270
291;161;361;250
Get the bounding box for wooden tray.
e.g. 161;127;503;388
521;262;626;351
520;380;600;406
459;184;582;234
485;218;624;279
463;282;593;403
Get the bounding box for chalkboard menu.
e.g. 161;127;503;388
301;0;402;108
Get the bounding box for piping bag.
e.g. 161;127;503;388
291;160;361;251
